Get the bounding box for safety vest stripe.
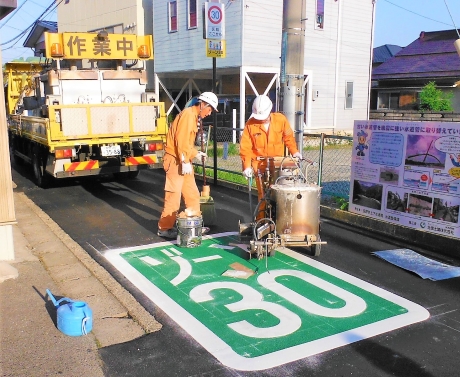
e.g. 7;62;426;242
125;156;157;166
64;160;99;172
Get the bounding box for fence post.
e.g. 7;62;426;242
232;109;237;144
318;133;325;186
223;142;228;160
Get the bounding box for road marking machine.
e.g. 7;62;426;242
239;156;326;260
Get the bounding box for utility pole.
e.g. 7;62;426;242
0;1;18;261
280;0;306;152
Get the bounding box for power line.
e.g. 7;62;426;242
0;0;30;30
383;0;454;27
442;0;460;38
55;4;137;30
0;0;60;46
29;0;47;8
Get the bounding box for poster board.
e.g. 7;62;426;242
349;120;460;239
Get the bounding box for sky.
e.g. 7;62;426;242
0;0;57;63
373;0;460;47
1;0;460;63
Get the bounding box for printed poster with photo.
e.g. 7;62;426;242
350;120;460;239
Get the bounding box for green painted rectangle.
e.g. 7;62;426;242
105;232;429;371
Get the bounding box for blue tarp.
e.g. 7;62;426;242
372;249;460;281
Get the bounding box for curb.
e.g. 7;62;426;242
321;206;459;260
17;192;162;334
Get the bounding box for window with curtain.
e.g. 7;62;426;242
316;0;324;29
169;1;178;32
188;0;197;29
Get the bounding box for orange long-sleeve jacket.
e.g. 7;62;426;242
240;113;299;169
164;106;200;163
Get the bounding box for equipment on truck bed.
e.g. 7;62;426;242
239;156;326;260
6;31;167;187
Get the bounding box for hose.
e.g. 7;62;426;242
248;175;253;218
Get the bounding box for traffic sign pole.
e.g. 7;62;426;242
213;56;217;185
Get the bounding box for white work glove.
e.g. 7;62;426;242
243;167;253;179
181;162;193;175
195;151;207;161
292;152;303;159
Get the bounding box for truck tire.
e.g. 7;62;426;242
33;153;50;188
9;145;23;166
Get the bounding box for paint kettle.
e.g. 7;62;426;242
46;289;93;337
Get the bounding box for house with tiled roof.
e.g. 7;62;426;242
23;20;58;55
371;29;460;112
372;44;402;69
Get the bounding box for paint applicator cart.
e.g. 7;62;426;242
239;156;327;259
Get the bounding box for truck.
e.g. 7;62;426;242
6;31;167;187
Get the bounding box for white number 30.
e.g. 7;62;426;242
189;269;367;339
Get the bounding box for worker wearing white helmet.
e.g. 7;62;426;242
158;91;218;238
240;94;302;219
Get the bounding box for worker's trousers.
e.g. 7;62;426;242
158;153;200;230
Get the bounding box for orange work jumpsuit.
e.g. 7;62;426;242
240;113;299;219
158;106;201;230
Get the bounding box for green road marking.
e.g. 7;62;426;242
105;232;430;371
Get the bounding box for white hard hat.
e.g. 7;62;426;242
198;92;218;111
250;95;273;120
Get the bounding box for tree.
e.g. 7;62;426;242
419;81;453;111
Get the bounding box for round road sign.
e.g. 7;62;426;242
208;5;222;25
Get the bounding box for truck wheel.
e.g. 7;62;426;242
311;236;321;256
33;153;50;188
10;145;23;166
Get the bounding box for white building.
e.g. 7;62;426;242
153;0;376;132
57;0;376;132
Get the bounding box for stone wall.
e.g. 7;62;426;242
370;110;460;122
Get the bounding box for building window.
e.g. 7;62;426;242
316;0;324;29
188;0;197;29
169;1;178;33
378;92;400;109
345;81;354;109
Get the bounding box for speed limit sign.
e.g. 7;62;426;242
204;1;225;39
208;5;222;24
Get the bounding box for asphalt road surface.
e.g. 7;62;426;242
11;163;460;377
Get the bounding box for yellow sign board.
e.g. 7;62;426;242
206;39;226;58
44;32;153;60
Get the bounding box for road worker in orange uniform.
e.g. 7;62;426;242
157;92;218;238
240;94;302;219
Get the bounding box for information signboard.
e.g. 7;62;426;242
350;120;460;239
206;39;226;58
45;32;153;60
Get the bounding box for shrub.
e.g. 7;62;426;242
419;81;453;111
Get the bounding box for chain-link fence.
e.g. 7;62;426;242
194;128;353;206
